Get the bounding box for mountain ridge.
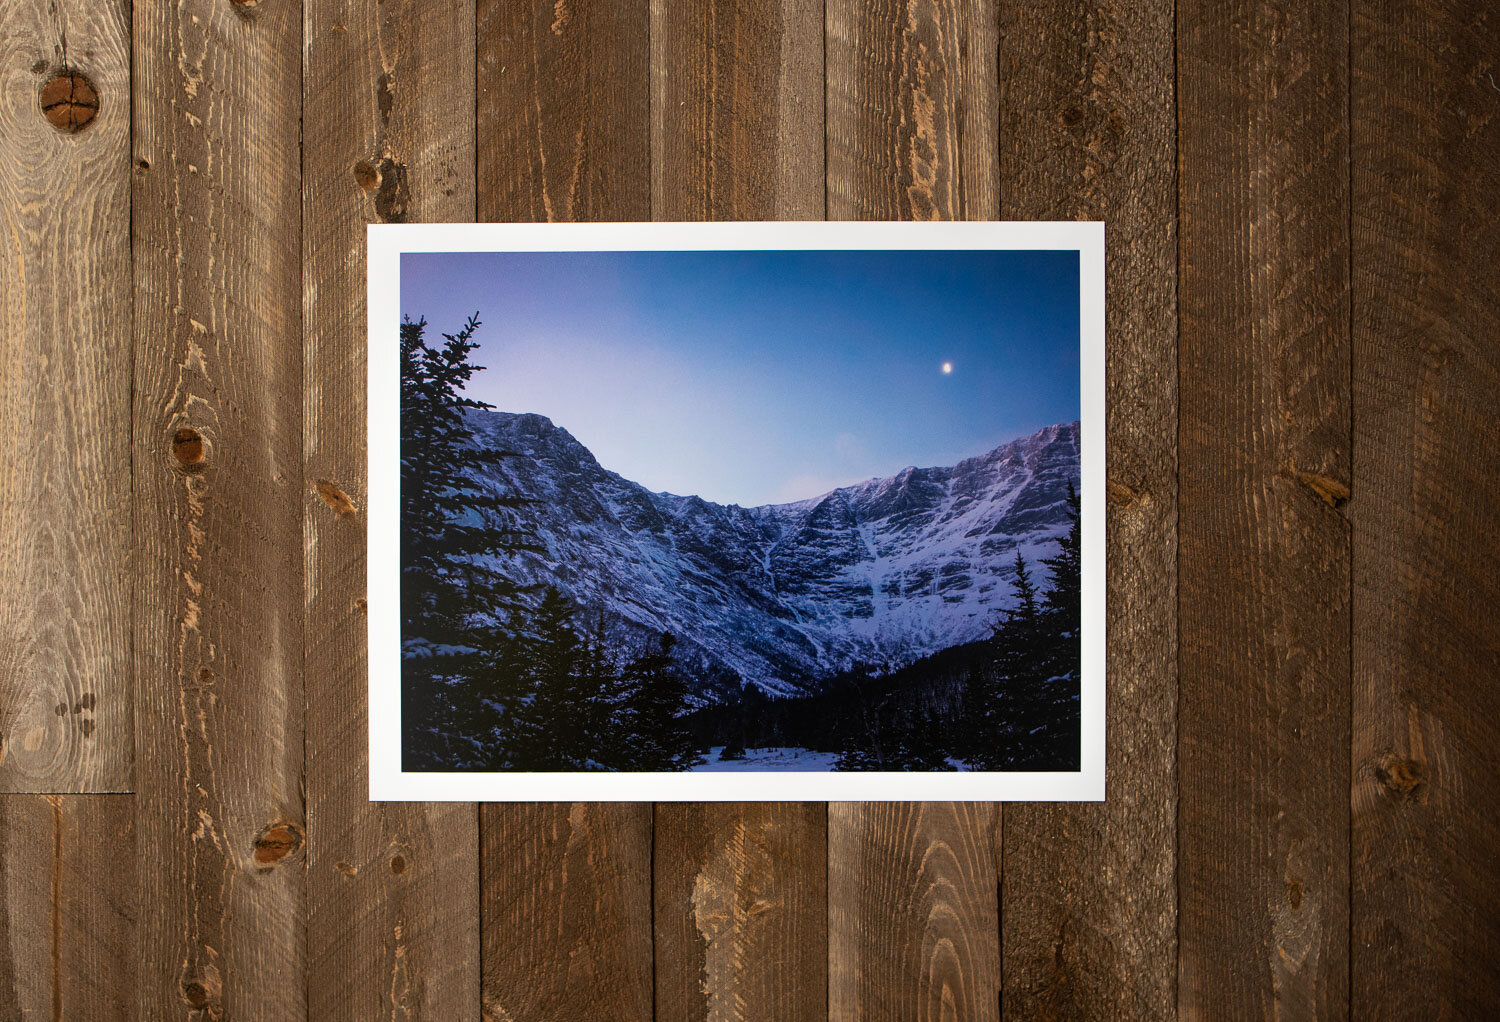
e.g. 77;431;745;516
464;409;1080;698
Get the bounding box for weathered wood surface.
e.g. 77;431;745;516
0;0;1497;1017
476;6;655;1020
996;1;1179;1018
1177;0;1353;1016
649;9;829;1021
655;804;828;1022
826;0;997;222
0;0;132;793
481;803;654;1022
829;802;1000;1022
478;0;650;223
652;0;824;221
1349;0;1500;1016
0;794;134;1019
303;2;482;1020
825;5;1001;1019
131;0;307;1017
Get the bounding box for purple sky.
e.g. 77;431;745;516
402;249;1080;508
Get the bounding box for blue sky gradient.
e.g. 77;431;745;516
402;249;1080;508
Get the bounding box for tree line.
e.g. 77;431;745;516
401;314;698;771
685;487;1081;772
402;311;1080;773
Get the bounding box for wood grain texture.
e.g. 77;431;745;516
825;7;1000;1019
132;0;306;1016
0;0;132;792
476;9;653;1021
648;11;827;1021
0;795;134;1019
303;2;481;1020
651;0;824;220
654;804;827;1022
477;0;650;222
829;802;999;1022
480;803;653;1022
3;2;1498;1014
826;0;997;221
1177;0;1352;1016
1349;0;1500;1016
995;2;1179;1018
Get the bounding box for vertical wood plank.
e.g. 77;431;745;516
1177;0;1352;1016
649;6;828;1020
654;804;827;1022
826;3;999;1019
0;795;134;1019
829;802;1000;1022
132;0;306;1017
1350;0;1500;1015
651;0;824;221
826;0;997;222
0;0;132;792
478;0;650;223
480;803;654;1022
303;2;480;1019
995;2;1179;1018
476;4;654;1021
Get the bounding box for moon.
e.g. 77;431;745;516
941;361;953;375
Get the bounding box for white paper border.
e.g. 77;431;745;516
368;221;1106;802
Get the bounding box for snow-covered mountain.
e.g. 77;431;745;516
465;410;1080;698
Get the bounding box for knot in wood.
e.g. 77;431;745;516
178;963;221;1008
253;822;304;866
315;480;359;517
355;156;410;222
39;70;99;134
1374;755;1426;800
181;981;211;1007
171;427;208;470
353;160;382;191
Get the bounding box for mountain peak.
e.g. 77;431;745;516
463;413;1080;697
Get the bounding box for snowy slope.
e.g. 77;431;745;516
464;410;1080;697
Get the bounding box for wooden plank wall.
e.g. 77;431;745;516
304;2;481;1019
0;0;1496;1018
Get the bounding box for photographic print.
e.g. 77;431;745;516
369;222;1104;801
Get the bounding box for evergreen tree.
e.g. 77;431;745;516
885;706;953;770
1007;549;1041;629
834;692;889;771
579;612;640;770
622;634;701;770
400;313;534;768
504;587;591;769
973;489;1084;771
965;551;1050;769
1040;483;1081;632
1027;482;1082;770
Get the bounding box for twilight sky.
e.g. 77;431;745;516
401;249;1079;508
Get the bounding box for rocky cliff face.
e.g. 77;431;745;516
463;409;1080;697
